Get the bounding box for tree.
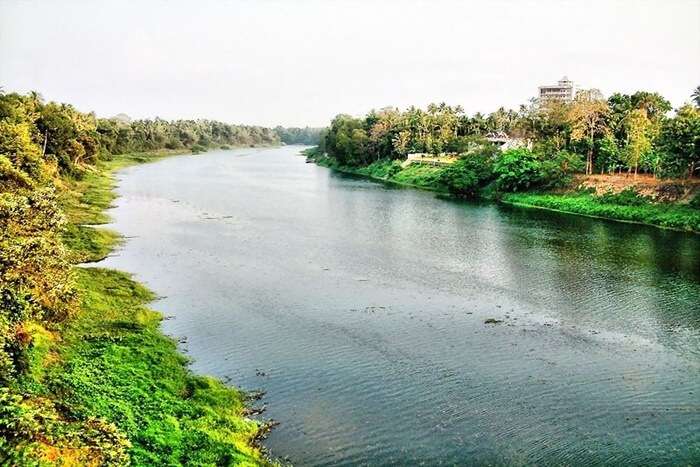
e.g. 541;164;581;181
630;91;671;122
521;99;570;150
624;108;653;176
692;86;700;108
657;105;700;178
567;90;610;175
596;134;621;175
439;146;497;196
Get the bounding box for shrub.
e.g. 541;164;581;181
598;187;651;206
540;150;585;189
440;148;495;196
493;148;583;192
493;148;544;192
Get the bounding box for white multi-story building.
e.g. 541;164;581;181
538;76;576;102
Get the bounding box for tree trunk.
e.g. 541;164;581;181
42;130;48;157
586;149;593;175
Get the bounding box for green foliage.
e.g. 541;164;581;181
689;192;700;209
657;105;700;178
503;193;700;232
319;86;697;182
0;187;78;382
389;163;445;189
493;148;544;192
598;187;651;206
439;147;496;196
539;150;585;188
96;116;279;160
37;101;101;174
0;387;132;466
61;223;121;263
355;160;403;179
274;126;324;145
47;268;264;466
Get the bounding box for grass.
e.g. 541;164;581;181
501;192;700;233
3;149;270;466
311;154;447;192
55;267;264;466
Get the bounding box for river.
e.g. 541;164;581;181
99;146;700;465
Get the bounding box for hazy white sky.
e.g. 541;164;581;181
1;0;698;126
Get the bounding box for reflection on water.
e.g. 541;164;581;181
99;146;700;465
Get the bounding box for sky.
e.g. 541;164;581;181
1;0;699;127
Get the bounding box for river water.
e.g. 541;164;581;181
99;146;700;465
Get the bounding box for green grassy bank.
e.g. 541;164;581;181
311;152;448;192
306;149;700;234
2;150;270;466
500;192;700;233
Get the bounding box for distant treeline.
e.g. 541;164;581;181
98;117;279;156
274;126;324;145
0;90;329;177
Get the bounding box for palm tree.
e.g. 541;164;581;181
692;86;700;107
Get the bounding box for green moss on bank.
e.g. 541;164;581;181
2;150;269;465
501;192;700;233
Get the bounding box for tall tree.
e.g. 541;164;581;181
624;108;652;176
657;104;700;178
692;86;700;108
567;90;610;175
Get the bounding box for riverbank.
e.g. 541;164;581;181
500;192;700;233
3;149;271;465
305;149;700;234
309;151;448;193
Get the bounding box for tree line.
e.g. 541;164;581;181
1;90;333;178
319;87;700;180
274;126;324;145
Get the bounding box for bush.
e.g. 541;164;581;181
493;148;583;192
440;148;495;196
493;148;544;192
540;150;585;189
190;144;207;154
598;187;651;206
502;192;700;232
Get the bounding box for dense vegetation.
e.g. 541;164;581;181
310;87;700;231
0;90;272;465
316;90;698;179
502;191;700;232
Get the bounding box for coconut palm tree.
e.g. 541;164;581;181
692;85;700;107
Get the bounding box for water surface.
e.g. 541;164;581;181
100;146;700;465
